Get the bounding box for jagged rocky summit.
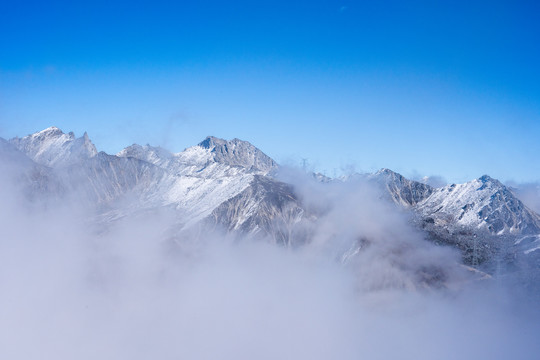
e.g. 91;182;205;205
2;126;540;278
9;126;97;167
370;168;540;267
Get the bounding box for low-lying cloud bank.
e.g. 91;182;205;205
0;167;539;360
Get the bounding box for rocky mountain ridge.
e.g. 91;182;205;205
9;126;98;167
4;128;294;236
2;127;540;274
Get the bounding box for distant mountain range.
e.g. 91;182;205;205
368;169;540;269
2;127;539;277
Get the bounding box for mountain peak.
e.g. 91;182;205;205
31;126;73;140
376;168;402;178
478;174;491;181
478;174;499;184
38;126;63;134
9;127;97;167
418;173;540;235
198;136;227;149
371;168;434;206
117;143;173;168
475;174;503;191
196;136;277;174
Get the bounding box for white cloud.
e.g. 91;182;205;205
0;160;539;359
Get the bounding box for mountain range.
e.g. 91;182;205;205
2;127;539;279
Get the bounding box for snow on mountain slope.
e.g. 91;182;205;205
207;175;307;245
4;129;265;231
115;136;278;228
65;153;254;229
0;136;65;202
417;175;540;235
62;151;171;205
197;136;277;174
515;235;540;256
118;136;277;176
9;127;97;167
363;168;540;264
367;168;540;238
370;168;434;207
5;126;540;271
164;170;255;228
116;144;174;169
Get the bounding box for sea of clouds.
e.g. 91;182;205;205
0;159;539;360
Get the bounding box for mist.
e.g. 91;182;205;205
1;162;539;360
508;181;540;214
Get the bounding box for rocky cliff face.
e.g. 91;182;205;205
3;127;540;275
198;136;277;174
369;168;540;266
5;128;284;236
417;175;540;235
207;175;308;246
370;168;434;207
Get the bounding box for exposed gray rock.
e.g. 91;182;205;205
370;168;434;207
4;126;540;278
206;175;309;246
198;136;277;174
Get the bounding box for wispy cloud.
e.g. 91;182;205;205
507;181;540;213
1;154;539;359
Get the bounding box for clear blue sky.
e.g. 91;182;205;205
1;0;539;183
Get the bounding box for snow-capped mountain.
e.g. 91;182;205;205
116;143;174;169
207;175;308;246
9;126;97;167
370;168;434;207
2;127;540;273
371;168;540;264
417;175;540;235
3;128;296;237
196;136;277;174
371;168;540;235
117;136;276;176
113;136;281;228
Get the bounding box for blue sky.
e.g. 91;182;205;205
1;0;539;183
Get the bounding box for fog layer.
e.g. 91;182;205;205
0;166;539;360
